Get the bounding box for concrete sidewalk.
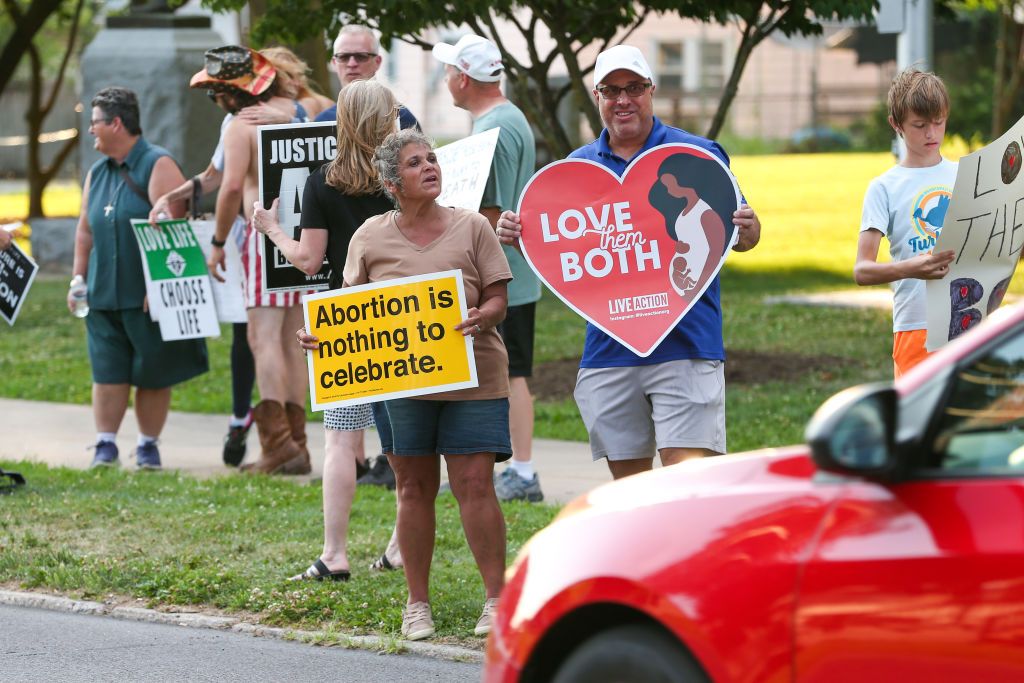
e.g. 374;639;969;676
0;397;609;505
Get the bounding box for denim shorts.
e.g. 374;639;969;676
373;398;512;461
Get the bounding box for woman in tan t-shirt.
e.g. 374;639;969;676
343;129;512;641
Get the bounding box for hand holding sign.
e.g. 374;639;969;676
302;270;478;410
515;143;740;357
926;113;1024;350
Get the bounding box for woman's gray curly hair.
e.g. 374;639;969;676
373;128;435;203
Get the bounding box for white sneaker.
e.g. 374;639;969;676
402;601;435;641
474;597;500;636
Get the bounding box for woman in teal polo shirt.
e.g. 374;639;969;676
69;87;208;470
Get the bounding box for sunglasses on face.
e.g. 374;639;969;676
333;52;376;64
596;82;653;100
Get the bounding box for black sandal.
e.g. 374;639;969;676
369;553;400;572
288;558;350;582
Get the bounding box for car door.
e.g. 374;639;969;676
794;328;1024;681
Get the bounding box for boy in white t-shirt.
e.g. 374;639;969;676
855;67;957;377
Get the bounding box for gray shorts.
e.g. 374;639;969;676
574;359;725;461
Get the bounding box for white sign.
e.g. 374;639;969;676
435;127;501;211
926;115;1024;350
192;218;247;323
130;219;222;341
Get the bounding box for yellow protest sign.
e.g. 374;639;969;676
303;269;478;410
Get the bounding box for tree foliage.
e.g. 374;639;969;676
205;0;875;156
1;0;97;216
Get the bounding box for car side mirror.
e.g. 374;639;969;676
805;383;901;481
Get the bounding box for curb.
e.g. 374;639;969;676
0;588;484;664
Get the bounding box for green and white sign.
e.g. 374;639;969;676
130;218;221;341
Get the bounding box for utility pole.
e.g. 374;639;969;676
877;0;934;159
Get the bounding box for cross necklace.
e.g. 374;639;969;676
104;178;125;219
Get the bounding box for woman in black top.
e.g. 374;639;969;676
253;79;399;581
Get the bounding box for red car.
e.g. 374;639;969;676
485;304;1024;683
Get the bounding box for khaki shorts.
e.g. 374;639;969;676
574;359;726;461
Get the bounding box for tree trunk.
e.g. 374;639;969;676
992;4;1008;138
996;19;1024;138
0;0;64;97
706;21;761;140
26;44;45;218
21;0;85;217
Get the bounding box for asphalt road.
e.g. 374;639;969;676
0;604;483;682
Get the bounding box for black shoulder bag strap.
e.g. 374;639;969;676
117;164;151;208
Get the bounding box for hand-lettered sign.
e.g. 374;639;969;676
435;128;500;211
926;114;1024;350
517;143;740;356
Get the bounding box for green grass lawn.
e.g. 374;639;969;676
0;461;556;646
0;150;1004;643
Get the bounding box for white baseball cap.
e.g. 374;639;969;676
432;35;504;83
593;45;654;88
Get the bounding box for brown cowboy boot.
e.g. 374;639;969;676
241;400;304;474
280;401;312;475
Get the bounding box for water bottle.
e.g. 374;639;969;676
69;275;89;318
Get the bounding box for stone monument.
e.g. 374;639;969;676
78;2;225;180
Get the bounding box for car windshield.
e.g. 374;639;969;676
934;328;1024;473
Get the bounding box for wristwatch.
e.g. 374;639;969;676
210;236;226;248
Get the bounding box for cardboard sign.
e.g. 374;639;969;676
192;218;248;324
257;121;336;293
435;127;500;210
926;114;1024;350
302;270;478;411
517;143;740;357
130;219;221;340
0;240;38;326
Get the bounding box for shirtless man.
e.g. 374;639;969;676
190;45;312;474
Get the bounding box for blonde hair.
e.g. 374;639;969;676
260;46;318;100
325;80;398;195
888;66;949;127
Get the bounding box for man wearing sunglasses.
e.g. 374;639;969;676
496;45;762;482
313;24;420;135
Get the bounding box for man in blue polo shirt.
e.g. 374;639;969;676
315;24;419;132
496;45;760;480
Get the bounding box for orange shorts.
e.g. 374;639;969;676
893;329;931;378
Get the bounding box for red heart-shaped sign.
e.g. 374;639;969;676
518;143;740;356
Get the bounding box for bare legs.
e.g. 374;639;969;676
446;453;506;599
507;377;533;464
389;452;505;604
319;429;363;572
389;454;440;604
247;305;307;404
606;446;716;480
92;383;171;436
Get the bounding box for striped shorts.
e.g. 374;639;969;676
241;222;314;308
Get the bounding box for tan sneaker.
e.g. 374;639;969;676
474;597;500;636
401;601;435;641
